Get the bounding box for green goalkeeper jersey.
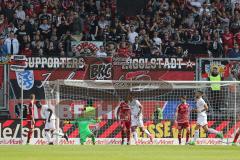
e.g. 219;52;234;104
71;118;98;134
70;106;99;135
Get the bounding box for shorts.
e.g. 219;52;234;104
177;122;189;129
45;119;56;130
121;120;131;130
197;116;208;126
131;115;144;127
26;120;34;129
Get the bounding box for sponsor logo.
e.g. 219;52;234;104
0;138;234;145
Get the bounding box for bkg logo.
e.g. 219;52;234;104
90;63;112;80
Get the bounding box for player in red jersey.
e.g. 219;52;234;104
26;94;35;144
175;96;190;145
116;98;131;145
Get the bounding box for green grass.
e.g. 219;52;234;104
0;145;239;160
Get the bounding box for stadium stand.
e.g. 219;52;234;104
0;0;239;58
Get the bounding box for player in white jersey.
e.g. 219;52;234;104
39;102;68;145
128;94;153;144
189;91;223;145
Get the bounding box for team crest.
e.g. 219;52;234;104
16;70;34;90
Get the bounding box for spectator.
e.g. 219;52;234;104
128;25;138;44
4;31;19;55
152;31;162;49
227;43;240;58
21;43;32;57
89;13;99;41
191;30;201;44
151;45;162;57
140;34;151;57
117;41;131;57
0;14;8;36
57;17;69;38
15;5;26;21
69;12;83;35
0;36;8;55
98;15;109;31
32;42;43;56
175;46;184;58
39;18;51;39
24;15;35;39
16;24;28;49
164;41;177;57
63;30;75;57
57;42;65;57
3;2;15;23
235;30;240;46
217;12;230;29
106;42;116;56
199;2;211;16
46;41;57;57
202;29;211;48
0;0;239;58
96;45;107;57
208;37;223;58
132;36;143;57
39;6;51;21
222;27;234;49
107;27;121;42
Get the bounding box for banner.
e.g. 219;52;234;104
121;58;195;71
0;119;238;139
8;56;196;99
26;57;85;69
71;41;103;56
198;58;240;80
113;57;195;81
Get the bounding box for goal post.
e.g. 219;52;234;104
43;80;240;145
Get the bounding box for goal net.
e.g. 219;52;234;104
43;80;240;145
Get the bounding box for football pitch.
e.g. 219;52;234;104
0;145;239;160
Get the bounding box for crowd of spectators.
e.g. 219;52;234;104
0;0;240;58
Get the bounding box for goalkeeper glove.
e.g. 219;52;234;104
64;120;70;124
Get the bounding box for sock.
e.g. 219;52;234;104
127;129;130;144
207;128;219;135
45;131;51;143
178;131;181;144
121;130;125;143
91;135;96;144
27;130;33;143
178;133;181;144
186;130;190;143
233;132;240;143
133;131;138;143
144;129;151;137
193;130;199;142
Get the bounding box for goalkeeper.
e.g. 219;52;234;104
65;101;100;145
